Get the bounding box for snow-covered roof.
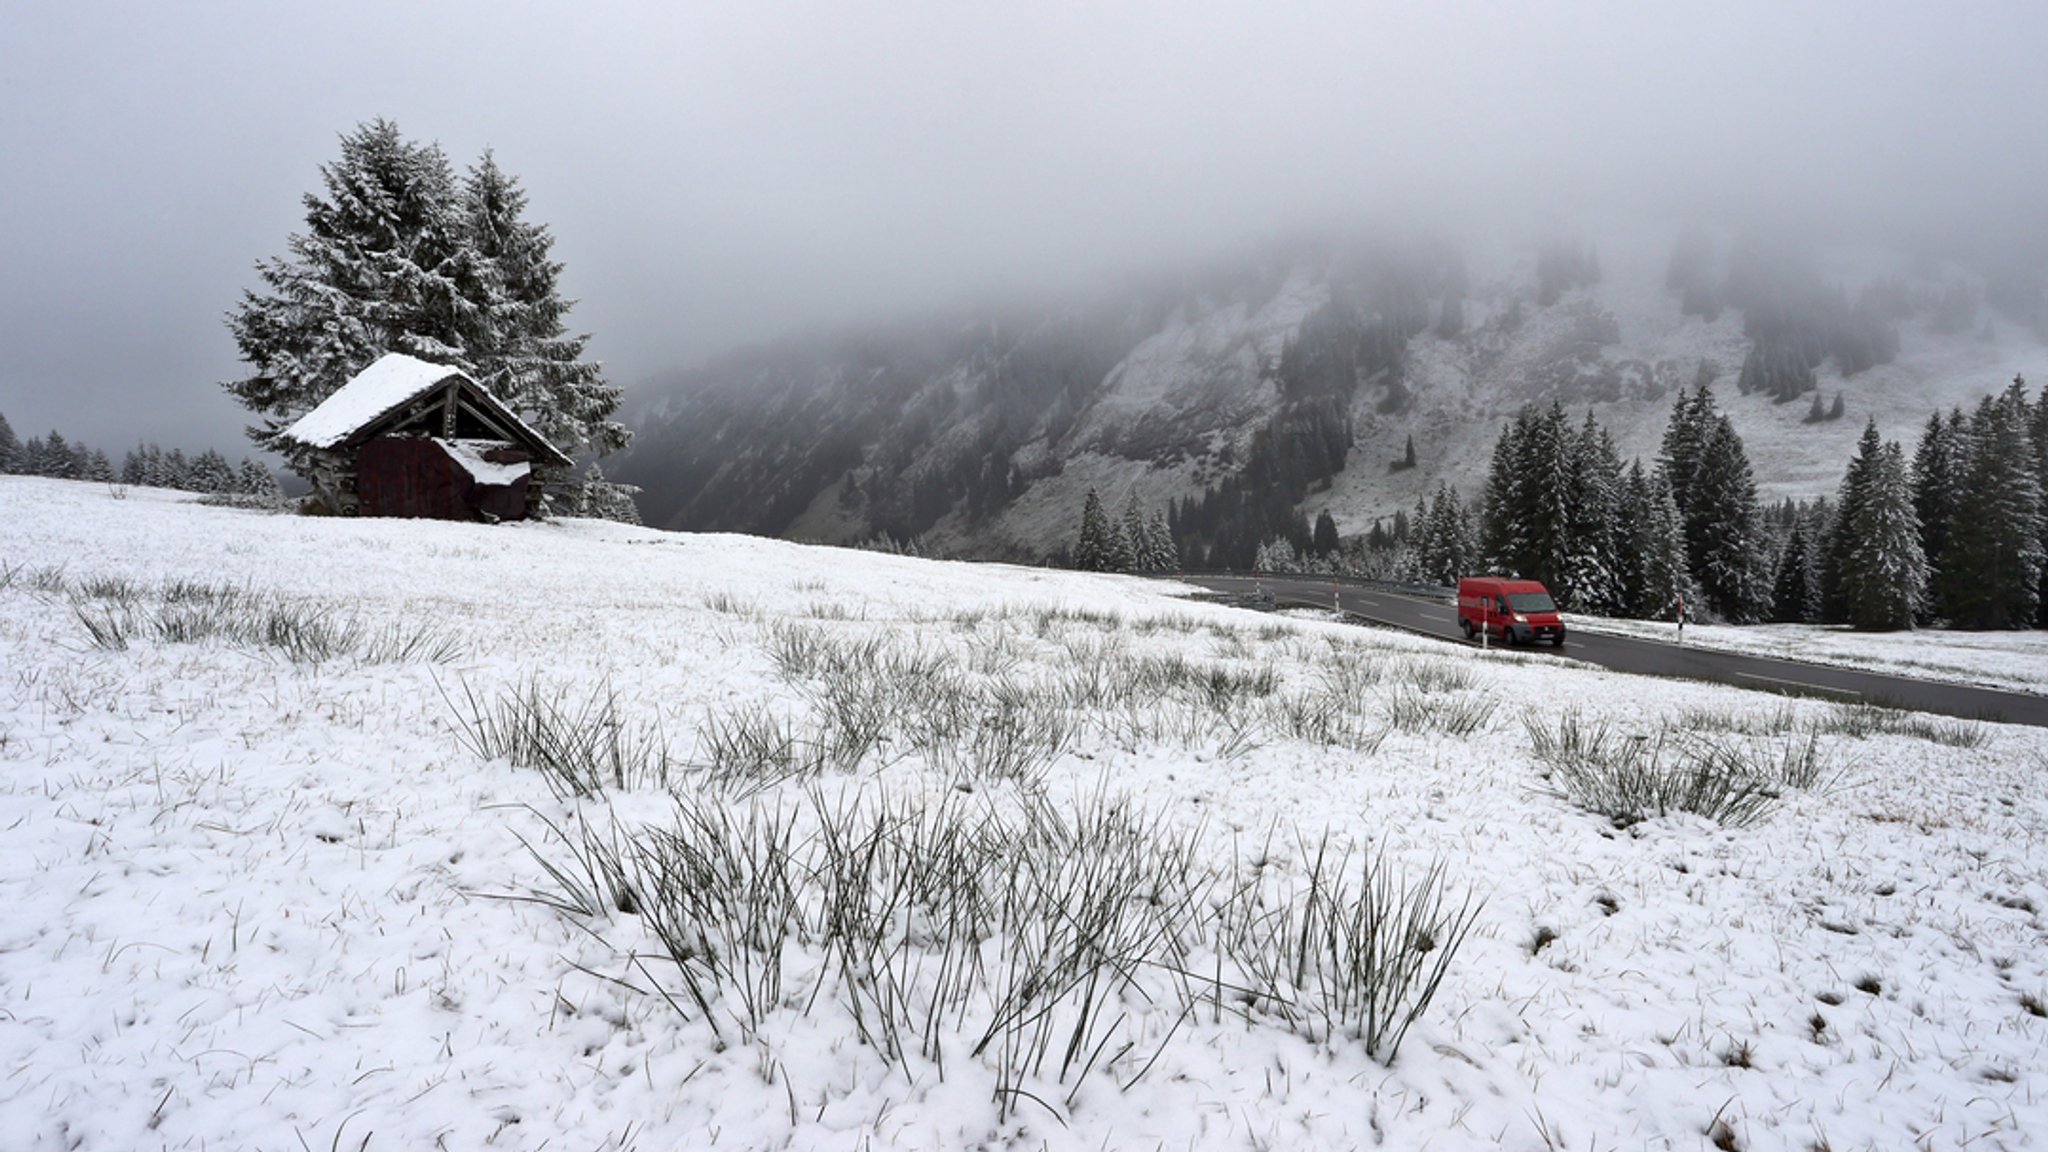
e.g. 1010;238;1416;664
283;353;468;450
281;353;570;467
436;438;532;487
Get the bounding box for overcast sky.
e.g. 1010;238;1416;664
3;1;2045;457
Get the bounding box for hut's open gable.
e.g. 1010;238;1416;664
281;353;570;520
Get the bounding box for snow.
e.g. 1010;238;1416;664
1569;613;2048;697
6;473;2048;1151
437;438;532;487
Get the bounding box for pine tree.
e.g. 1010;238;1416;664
462;152;630;494
1479;415;1527;574
1524;403;1574;592
1120;492;1151;571
1945;379;2044;628
1146;509;1177;571
40;431;75;479
1839;441;1926;631
1658;385;1716;519
1770;515;1821;623
1104;510;1134;573
85;449;116;483
226;120;471;456
1821;420;1885;624
1687;415;1774;622
580;461;644;524
1415;483;1476;587
1075;489;1112;572
190;449;236;494
1618;463;1689;620
1311;509;1340;557
1562;414;1623;614
0;412;17;474
1912;409;1968;622
140;444;169;488
237;458;283;502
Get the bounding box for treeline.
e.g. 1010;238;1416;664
1389;371;2048;633
1069;489;1180;573
1899;374;2045;629
0;412;281;500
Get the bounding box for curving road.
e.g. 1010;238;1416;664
1176;574;2048;729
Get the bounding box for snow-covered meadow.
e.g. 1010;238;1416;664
4;476;2047;1151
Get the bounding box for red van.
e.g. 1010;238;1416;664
1457;577;1566;646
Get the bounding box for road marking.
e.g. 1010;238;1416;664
1730;671;1861;700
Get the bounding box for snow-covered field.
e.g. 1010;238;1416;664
1566;613;2048;698
5;475;2048;1151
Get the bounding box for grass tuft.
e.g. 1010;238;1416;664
451;678;674;799
1526;709;1835;828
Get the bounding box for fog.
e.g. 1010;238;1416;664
3;1;2044;456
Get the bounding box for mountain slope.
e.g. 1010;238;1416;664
618;233;2048;560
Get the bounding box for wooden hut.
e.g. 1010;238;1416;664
281;353;571;521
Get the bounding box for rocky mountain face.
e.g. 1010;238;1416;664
616;233;2047;564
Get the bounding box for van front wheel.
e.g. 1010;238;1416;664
1461;619;1474;640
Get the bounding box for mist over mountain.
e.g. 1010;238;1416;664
615;224;2048;561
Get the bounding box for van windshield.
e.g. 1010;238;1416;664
1506;592;1557;614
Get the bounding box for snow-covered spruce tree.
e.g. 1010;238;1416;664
1770;515;1821;623
163;449;191;491
1618;462;1690;620
189;449;236;494
1481;404;1565;584
580;462;643;525
0;412;18;473
1414;482;1476;588
1687;415;1774;622
237;458;284;502
1563;413;1623;614
1478;415;1527;575
1944;379;2044;629
461;152;630;508
226;120;473;458
1912;408;1968;622
1146;509;1177;571
1074;489;1112;571
1839;441;1926;631
1524;402;1575;594
1312;509;1341;557
1657;384;1716;523
1254;537;1299;573
2032;379;2048;626
1121;491;1152;572
1820;420;1885;625
1104;510;1134;573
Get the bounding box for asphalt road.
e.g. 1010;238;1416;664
1178;574;2048;729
